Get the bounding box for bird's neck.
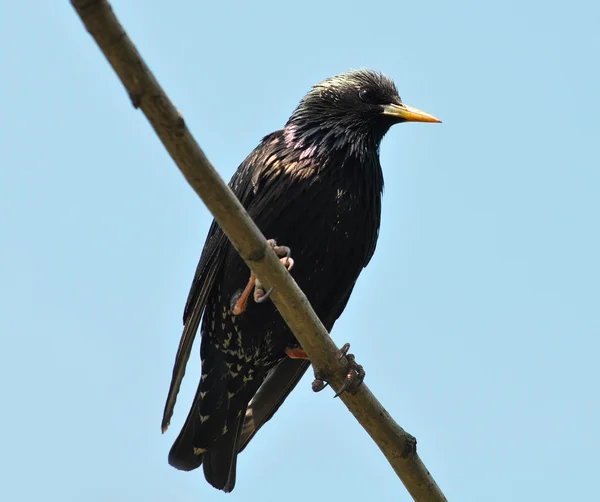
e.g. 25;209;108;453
280;124;385;209
283;123;382;167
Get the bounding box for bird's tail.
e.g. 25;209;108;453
168;343;263;492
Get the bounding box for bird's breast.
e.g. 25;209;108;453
210;166;382;362
263;176;379;309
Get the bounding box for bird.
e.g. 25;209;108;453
162;69;440;492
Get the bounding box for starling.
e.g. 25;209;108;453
162;69;440;491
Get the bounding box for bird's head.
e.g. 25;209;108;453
285;69;440;157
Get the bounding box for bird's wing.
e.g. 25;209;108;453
161;222;225;432
161;144;264;433
239;358;310;452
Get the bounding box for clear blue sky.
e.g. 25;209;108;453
1;1;599;501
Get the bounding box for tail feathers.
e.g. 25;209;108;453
202;412;244;492
168;348;264;492
167;380;221;471
168;350;230;471
202;371;262;491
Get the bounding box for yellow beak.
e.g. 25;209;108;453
382;103;441;123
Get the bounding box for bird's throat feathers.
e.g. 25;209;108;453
282;121;383;168
275;122;385;207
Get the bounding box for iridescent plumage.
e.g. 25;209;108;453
162;70;440;491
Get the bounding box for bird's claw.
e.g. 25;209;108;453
232;239;293;314
333;345;365;397
254;239;294;303
311;343;365;397
312;377;328;392
267;239;292;263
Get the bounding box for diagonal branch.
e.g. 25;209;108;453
70;1;448;501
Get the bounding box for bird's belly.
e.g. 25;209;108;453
279;199;367;310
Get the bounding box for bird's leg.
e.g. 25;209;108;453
283;346;330;392
232;239;294;315
231;272;257;315
285;346;309;359
312;343;366;397
254;239;294;303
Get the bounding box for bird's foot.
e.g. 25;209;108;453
231;239;293;315
333;343;365;397
283;346;331;392
312;343;365;397
254;239;294;303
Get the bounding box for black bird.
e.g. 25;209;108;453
162;69;440;491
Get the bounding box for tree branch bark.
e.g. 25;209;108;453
70;1;448;500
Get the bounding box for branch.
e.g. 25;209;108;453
70;1;448;500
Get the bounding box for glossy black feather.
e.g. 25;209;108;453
163;70;409;492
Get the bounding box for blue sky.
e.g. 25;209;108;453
1;1;599;501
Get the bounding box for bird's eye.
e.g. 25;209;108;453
359;88;381;105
